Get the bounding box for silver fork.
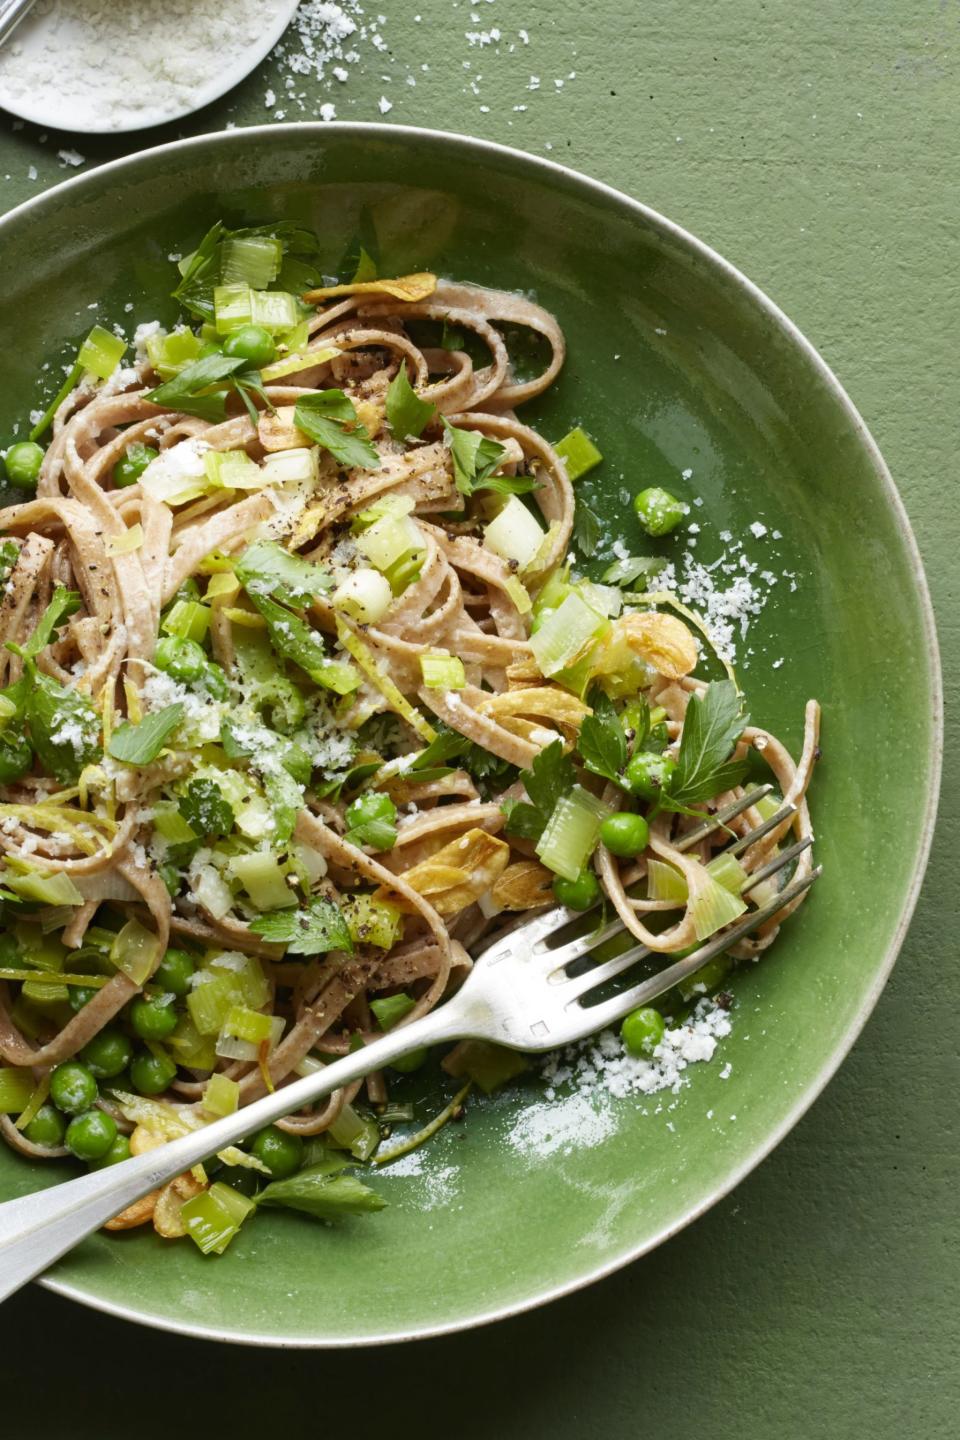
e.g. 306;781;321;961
0;786;818;1301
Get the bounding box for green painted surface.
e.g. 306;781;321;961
0;0;956;1432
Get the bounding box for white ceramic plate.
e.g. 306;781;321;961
0;0;298;134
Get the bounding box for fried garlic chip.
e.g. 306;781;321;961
104;1190;160;1231
153;1173;205;1240
491;860;555;910
477;686;591;730
618;612;698;679
258;405;311;452
304;272;438;303
384;827;510;915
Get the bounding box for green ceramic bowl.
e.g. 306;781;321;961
0;125;941;1346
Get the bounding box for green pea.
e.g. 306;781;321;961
23;1103;66;1147
65;1108;117;1161
129;1051;177;1096
249;1124;304;1179
0;729;33;784
129;995;178;1041
599;811;650;858
625;750;677;802
391;1047;428;1074
154;635;207;682
217;1163;259;1197
553;869;601;911
621;1006;665;1059
113;442;158;489
49;1060;98;1115
4;441;45;490
155;947;195;997
633;486;687;537
89;1133;132;1169
223;325;276;369
80;1026;133;1078
68;984;100;1014
200;662;230;700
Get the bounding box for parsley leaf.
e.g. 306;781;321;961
577;688;627;787
664;680;750;808
411;723;518;798
572;500;601;557
146;354;247;423
262;764;303;846
385;366;436;441
443;420;509;495
256;1168;386;1220
504;740;575;841
294;390;381;470
344;791;397;851
108;704;184;766
249;895;354;955
26;675;102;782
247;591;357;694
235;540;332;605
6;585;81;661
178;777;233;839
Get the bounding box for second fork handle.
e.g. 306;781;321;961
0;1002;462;1303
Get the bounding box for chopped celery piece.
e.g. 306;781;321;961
575;579;622;618
206;571;241;603
259;447;319;486
168;1014;218;1071
352;493;415;529
204;449;262;490
554;426;602;481
220;1005;277;1044
78;324;126;380
444;1039;530;1094
355;511;424;574
529;591;607;677
202;1072;240;1117
328;1102;380;1161
370;993;416;1029
187;974;242;1036
419;652;466;690
221;235;282;289
14;1072;50;1132
206;950;269;1009
0;1067;35;1113
181;1181;256;1255
382;549;424;596
646;858;689;903
331;567;393;624
483;495;544;569
261;345;340;382
213;283;253;334
228;851;297;910
152;802;198;845
648;853;747;905
104;524;144;557
335;619;436;741
110;919;160;987
145;327;202;380
705;850;748;895
251;290;300;333
535;785;612;881
162;599;211;643
504;576;533;614
1;868;83;906
278;317;310;354
689;868;747;942
755;793;783;821
341;893;403;950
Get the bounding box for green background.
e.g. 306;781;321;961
0;0;955;1433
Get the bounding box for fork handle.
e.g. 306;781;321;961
0;1003;463;1302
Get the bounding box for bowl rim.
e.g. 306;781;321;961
0;120;943;1348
